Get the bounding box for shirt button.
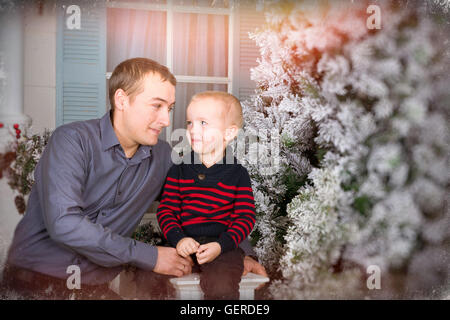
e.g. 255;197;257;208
198;174;206;180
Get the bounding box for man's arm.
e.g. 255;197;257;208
239;238;257;258
36;127;157;271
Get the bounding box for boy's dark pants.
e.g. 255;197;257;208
194;236;244;300
134;237;245;300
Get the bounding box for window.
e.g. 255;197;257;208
106;0;233;142
56;0;264;129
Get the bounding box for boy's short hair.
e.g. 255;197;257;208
109;57;176;111
190;91;243;128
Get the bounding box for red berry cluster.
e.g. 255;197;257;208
14;123;21;139
0;122;21;139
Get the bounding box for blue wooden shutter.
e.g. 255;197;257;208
56;0;107;126
233;4;266;101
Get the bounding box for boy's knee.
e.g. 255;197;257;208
197;247;245;299
200;275;241;300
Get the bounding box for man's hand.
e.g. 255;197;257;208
196;242;221;265
153;246;193;277
176;237;200;258
243;256;268;289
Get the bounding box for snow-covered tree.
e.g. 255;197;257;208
241;0;450;298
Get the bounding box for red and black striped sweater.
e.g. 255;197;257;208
156;151;256;254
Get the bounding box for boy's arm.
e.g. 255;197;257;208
156;165;187;247
217;167;256;254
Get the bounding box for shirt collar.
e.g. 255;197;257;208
100;111;120;151
133;144;153;162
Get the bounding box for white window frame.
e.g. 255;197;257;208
105;0;235;142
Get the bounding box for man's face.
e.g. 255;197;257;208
121;73;175;146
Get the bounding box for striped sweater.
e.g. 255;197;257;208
156;151;256;254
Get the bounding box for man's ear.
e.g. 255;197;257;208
114;89;129;111
224;125;239;142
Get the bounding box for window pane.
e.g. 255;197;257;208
174;0;230;8
107;8;166;72
169;82;227;143
173;13;228;77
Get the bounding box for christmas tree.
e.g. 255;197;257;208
241;0;450;298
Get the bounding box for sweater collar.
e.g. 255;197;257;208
190;147;237;174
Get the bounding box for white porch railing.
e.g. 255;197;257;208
109;270;269;300
169;272;269;300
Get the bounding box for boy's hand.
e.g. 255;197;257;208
196;242;221;264
176;237;200;258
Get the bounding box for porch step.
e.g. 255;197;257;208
169;272;269;300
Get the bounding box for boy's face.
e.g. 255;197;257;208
119;72;175;146
186;97;236;157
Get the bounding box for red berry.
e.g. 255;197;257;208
0;122;4;128
16;129;21;134
16;135;21;139
13;123;19;129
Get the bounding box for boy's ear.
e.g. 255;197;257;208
224;125;239;142
114;89;129;111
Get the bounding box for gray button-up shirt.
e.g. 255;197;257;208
7;112;255;285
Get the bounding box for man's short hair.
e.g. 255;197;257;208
109;57;176;111
190;91;243;128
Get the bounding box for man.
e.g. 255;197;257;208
2;58;266;299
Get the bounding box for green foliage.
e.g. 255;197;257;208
249;228;261;247
7;130;52;196
315;148;327;163
0;130;52;214
353;195;372;217
132;222;164;246
280;167;307;212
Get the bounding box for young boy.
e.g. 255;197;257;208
156;91;256;300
